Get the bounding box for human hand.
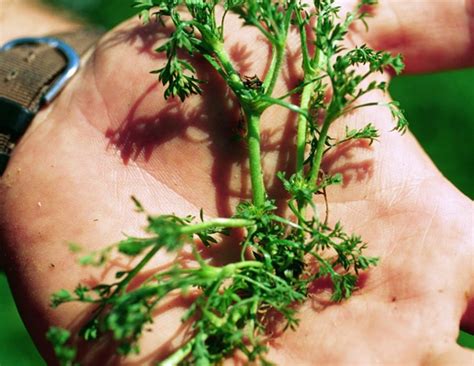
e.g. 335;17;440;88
0;0;472;364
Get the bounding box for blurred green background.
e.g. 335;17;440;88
1;0;473;364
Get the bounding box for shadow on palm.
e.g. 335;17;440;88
100;21;374;216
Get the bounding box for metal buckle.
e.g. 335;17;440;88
1;37;80;105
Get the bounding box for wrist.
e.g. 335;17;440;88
0;0;79;44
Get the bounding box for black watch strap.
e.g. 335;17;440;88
0;28;103;176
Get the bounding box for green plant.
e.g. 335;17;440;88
48;1;407;364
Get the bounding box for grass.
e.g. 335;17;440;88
391;71;474;198
0;1;472;364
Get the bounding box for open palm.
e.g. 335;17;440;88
1;1;472;365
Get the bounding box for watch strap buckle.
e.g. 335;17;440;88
1;37;81;106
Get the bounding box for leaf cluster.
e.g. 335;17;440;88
50;195;376;364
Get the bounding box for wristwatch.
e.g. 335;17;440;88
0;29;103;176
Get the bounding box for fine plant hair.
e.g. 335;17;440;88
47;1;408;365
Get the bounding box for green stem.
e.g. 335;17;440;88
224;260;264;274
263;2;294;95
213;44;246;92
341;102;380;116
275;74;326;100
296;37;327;172
249;20;275;43
260;95;308;117
297;20;312;74
240;226;256;262
296;85;314;173
308;114;333;186
212;44;267;206
180;218;255;235
158;338;196;366
246;113;266;206
263;44;285;96
115;218;253;294
115;242;163;294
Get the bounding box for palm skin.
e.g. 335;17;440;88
1;1;473;365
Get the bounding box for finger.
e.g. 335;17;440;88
423;345;474;365
356;0;474;73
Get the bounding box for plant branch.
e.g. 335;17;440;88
263;43;285;96
159;338;196;366
308;113;334;187
180;218;255;235
245;112;266;206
